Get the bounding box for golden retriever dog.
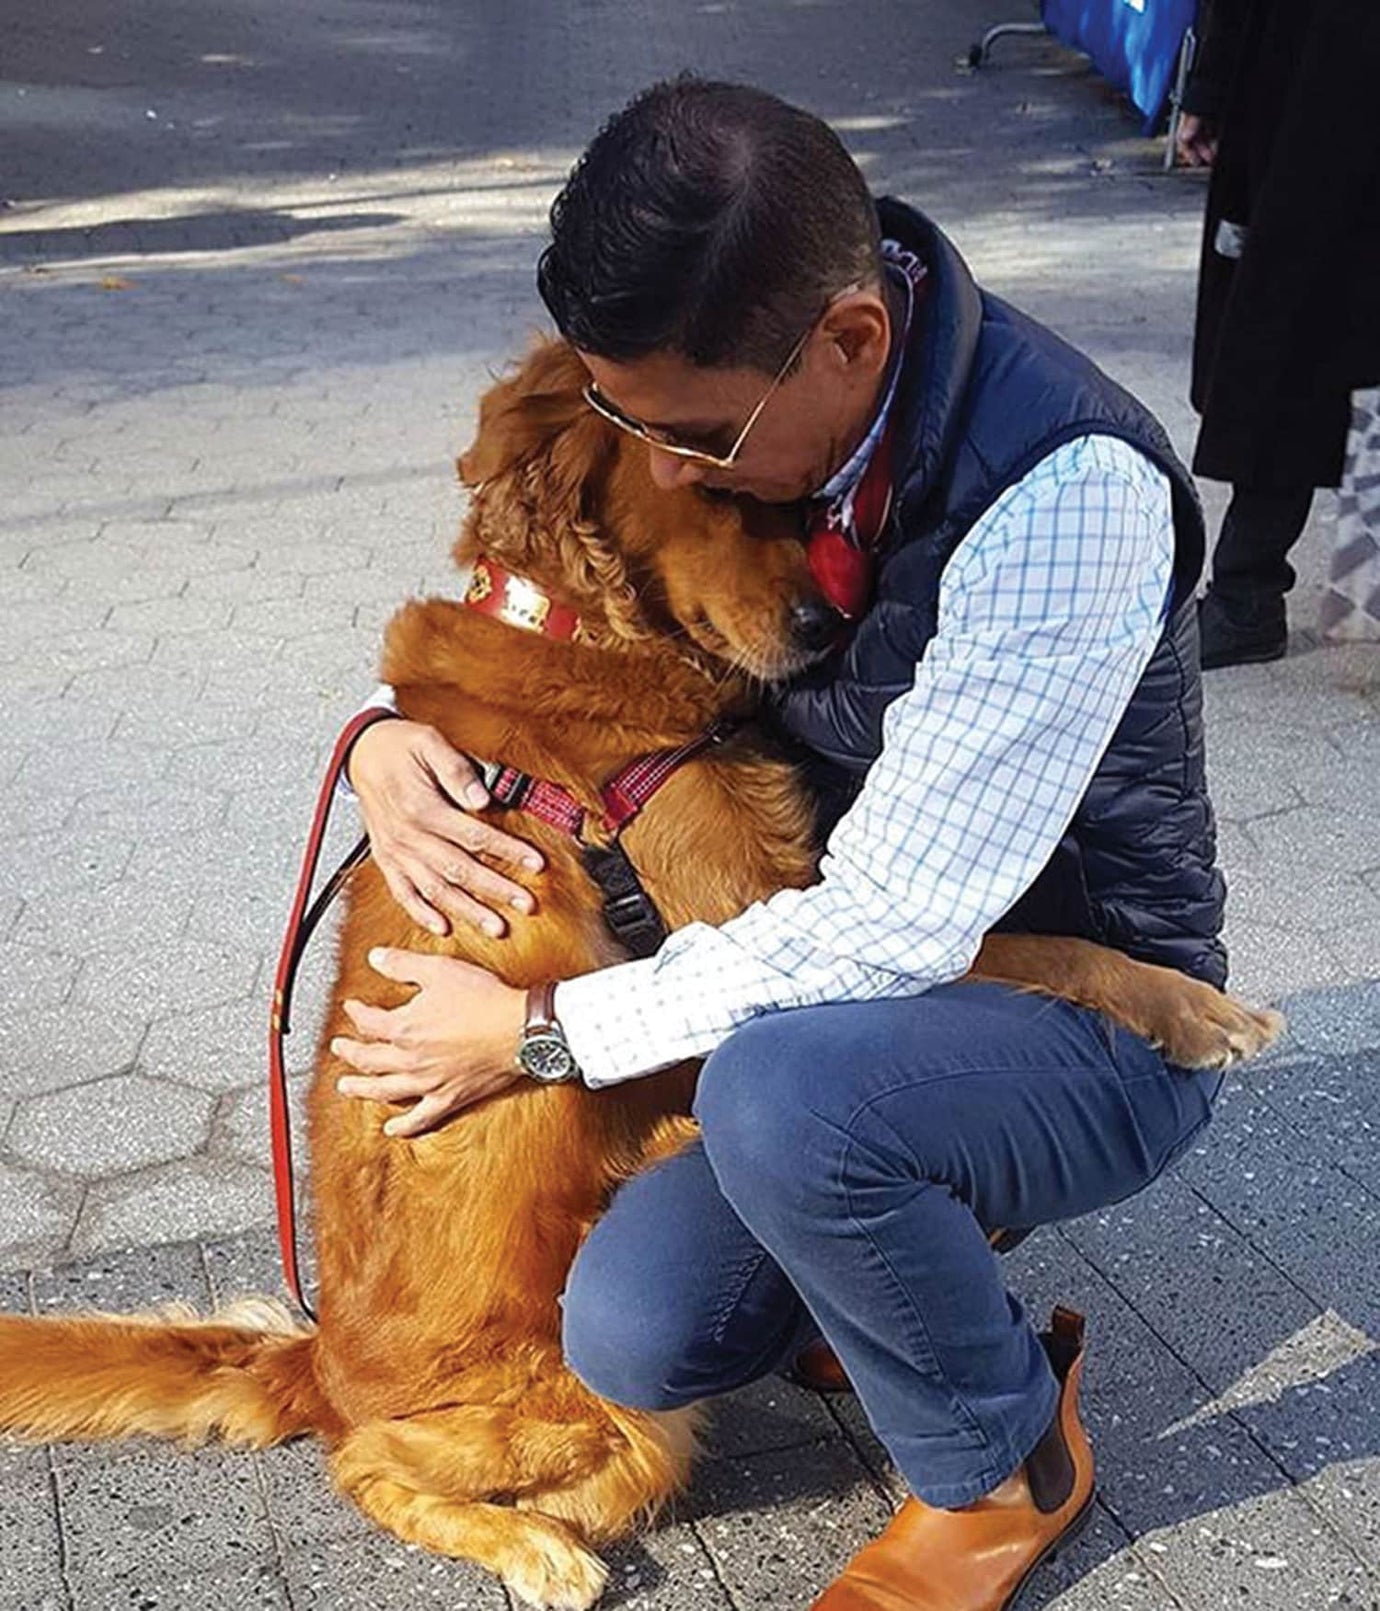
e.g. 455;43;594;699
0;340;1282;1609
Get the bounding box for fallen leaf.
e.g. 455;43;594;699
99;274;135;290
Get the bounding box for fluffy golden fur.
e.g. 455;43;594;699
0;339;1282;1609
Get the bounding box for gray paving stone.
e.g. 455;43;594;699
1062;1162;1380;1561
141;996;307;1096
281;1532;505;1610
257;1439;372;1551
1205;664;1375;733
15;737;168;795
183;568;306;606
3;597;110;644
0;1002;147;1098
30;1237;210;1319
1025;1506;1176;1610
1221;918;1346;1006
9;1073;216;1177
685;1441;892;1610
71;936;259;1020
71;1558;291;1610
162;735;324;803
67;781;230;836
273;629;376;691
62;672;206;744
4;694;119;747
9;629;156;678
105;595;234;637
88;525;252;570
230;598;358;638
303;567;429;606
65;564;193;608
210;1076;310;1175
1240;1048;1380;1200
0;569;70;606
599;1522;736;1611
1177;1080;1380;1335
0;1439;68;1611
251;540;376;578
1273;981;1380;1058
0;826;134;901
1325;923;1380;985
1248;805;1380;876
0;939;80;1009
70;1158;272;1258
54;1442;277;1597
1223;864;1380;935
0;1160;81;1268
201;1225;297;1311
14;878;194;953
109;699;261;753
0;657;74;704
702;1373;839;1462
148;628;288;675
0;779;73;840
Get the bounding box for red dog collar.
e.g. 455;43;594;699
464;556;581;640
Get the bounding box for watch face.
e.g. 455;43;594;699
520;1030;576;1083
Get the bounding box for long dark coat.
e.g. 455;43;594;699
1186;0;1380;491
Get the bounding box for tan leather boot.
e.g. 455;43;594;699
810;1307;1095;1611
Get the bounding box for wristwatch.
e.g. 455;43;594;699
516;982;582;1084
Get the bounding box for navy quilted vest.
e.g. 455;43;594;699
770;199;1228;987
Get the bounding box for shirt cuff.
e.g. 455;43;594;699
554;963;692;1088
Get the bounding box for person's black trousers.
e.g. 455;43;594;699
1210;484;1315;607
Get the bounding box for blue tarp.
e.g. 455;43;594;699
1041;0;1198;132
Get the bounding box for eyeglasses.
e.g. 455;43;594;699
581;283;861;471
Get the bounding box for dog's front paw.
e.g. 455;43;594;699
1161;988;1286;1070
504;1526;609;1611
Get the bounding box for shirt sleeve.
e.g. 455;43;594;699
555;434;1177;1087
334;683;400;800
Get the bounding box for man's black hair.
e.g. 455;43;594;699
537;77;883;373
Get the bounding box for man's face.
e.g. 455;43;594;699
576;286;893;505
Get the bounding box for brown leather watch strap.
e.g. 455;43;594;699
525;980;558;1032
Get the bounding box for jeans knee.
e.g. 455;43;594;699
693;1017;836;1226
561;1253;696;1412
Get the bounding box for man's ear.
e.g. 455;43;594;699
457;338;594;487
820;291;891;375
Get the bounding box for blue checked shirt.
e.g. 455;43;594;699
556;433;1175;1087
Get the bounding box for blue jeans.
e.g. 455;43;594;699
561;981;1222;1507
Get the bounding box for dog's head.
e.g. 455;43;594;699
456;339;842;681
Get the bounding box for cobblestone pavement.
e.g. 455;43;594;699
2;0;1378;1607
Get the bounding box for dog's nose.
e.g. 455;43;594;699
789;596;846;653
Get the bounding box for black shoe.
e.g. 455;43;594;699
1198;589;1287;670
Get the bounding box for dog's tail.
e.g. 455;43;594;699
0;1297;327;1450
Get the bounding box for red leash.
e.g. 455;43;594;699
269;706;397;1321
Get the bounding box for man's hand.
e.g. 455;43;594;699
348;719;543;938
332;948;528;1137
1175;112;1219;169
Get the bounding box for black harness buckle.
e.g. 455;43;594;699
580;841;668;960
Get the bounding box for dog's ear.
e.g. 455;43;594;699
458;338;596;488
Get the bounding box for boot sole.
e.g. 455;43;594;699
1200;638;1287;670
1003;1487;1097;1611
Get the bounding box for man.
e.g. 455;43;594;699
336;80;1227;1611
